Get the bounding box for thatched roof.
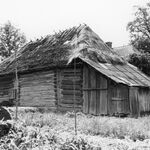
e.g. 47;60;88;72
0;24;150;87
0;24;125;75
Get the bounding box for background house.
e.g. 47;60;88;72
0;25;149;116
113;45;139;59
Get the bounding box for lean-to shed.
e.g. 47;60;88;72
0;24;150;116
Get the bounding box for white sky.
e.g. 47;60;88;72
0;0;149;47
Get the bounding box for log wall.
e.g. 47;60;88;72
0;76;14;105
19;71;56;107
57;68;83;109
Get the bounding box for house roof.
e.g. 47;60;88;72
113;45;139;58
80;56;150;87
0;24;125;75
0;24;150;87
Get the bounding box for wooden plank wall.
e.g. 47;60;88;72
138;87;150;113
129;87;139;117
83;65;108;115
19;71;56;107
109;82;130;115
58;68;83;109
0;76;14;104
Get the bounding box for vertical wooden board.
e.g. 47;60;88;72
122;87;130;113
138;88;150;112
83;65;89;113
89;69;97;115
95;72;108;115
96;90;100;115
96;74;101;115
107;80;112;115
129;87;139;117
100;75;107;89
109;82;130;115
99;90;107;114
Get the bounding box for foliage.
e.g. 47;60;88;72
0;21;26;60
127;3;150;52
129;52;150;76
127;3;150;75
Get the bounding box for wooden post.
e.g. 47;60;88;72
56;69;61;110
73;59;77;135
14;48;19;120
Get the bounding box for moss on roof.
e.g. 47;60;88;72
0;24;126;75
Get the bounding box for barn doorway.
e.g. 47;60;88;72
109;82;130;115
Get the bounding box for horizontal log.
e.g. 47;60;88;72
20;85;56;91
19;77;56;84
62;77;81;81
0;96;9;100
0;87;14;91
61;80;81;85
20;102;56;107
20;97;56;101
20;90;56;95
20;83;55;88
61;90;82;95
20;91;56;96
62;95;83;100
83;88;108;91
61;87;82;91
58;103;82;108
62;69;81;73
20;95;56;99
20;74;55;79
20;71;54;78
19;78;56;83
60;99;83;104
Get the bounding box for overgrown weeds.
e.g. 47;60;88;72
1;108;150;149
80;116;150;141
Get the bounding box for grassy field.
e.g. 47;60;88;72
1;107;150;149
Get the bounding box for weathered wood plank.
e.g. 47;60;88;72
89;69;96;115
129;87;139;117
19;70;56;107
99;90;107;114
83;65;89;113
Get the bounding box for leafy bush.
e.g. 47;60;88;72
60;137;94;150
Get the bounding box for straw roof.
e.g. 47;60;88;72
0;24;125;75
0;24;150;87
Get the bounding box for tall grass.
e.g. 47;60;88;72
8;108;150;141
80;116;150;141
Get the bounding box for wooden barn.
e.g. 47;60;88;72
0;24;150;116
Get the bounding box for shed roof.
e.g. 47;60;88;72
79;56;150;87
0;24;150;87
